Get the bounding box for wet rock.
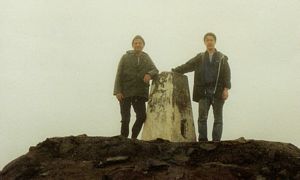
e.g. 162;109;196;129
294;172;300;179
278;169;289;178
260;166;271;175
147;159;169;171
199;143;217;151
97;156;129;168
235;137;248;143
1;136;300;179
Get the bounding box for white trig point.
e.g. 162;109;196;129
141;71;197;142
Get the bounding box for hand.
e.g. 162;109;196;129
116;93;124;102
143;74;151;84
222;88;229;100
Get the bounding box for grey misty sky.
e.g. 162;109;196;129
1;0;300;169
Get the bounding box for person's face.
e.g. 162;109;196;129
132;39;144;52
204;36;216;50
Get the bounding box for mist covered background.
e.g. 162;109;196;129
1;0;300;169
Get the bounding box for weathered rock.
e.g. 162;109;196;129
199;143;218;151
97;156;129;168
1;135;300;179
142;71;196;142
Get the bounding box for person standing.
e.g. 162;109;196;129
113;35;159;139
172;32;231;142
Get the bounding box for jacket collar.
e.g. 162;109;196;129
204;48;218;55
204;48;217;62
126;50;147;56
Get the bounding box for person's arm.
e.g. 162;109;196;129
144;56;159;83
223;56;231;89
146;56;159;78
222;56;231;100
172;54;201;74
113;55;125;97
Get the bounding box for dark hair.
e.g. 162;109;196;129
132;35;145;45
203;32;217;41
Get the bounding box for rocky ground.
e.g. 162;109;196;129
1;135;300;180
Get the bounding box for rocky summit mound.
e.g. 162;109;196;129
1;135;300;180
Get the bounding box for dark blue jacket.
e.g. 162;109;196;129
172;50;231;102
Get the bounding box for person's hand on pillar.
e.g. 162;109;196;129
116;93;124;102
222;88;229;100
144;74;151;84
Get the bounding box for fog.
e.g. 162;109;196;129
1;0;300;169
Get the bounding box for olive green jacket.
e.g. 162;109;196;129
113;50;159;100
172;50;231;102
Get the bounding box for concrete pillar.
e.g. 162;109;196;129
141;71;197;142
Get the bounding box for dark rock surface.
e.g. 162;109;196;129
1;135;300;179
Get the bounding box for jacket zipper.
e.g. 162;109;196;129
213;55;224;94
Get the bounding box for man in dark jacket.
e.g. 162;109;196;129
113;35;159;139
172;32;231;142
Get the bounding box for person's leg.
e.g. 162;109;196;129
119;97;132;137
212;97;225;141
131;96;147;139
198;97;211;141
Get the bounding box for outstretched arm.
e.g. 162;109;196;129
172;54;201;74
147;57;159;78
144;56;159;83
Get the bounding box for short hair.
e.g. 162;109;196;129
132;35;145;45
203;32;217;41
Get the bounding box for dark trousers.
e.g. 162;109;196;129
119;96;147;139
198;95;225;141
